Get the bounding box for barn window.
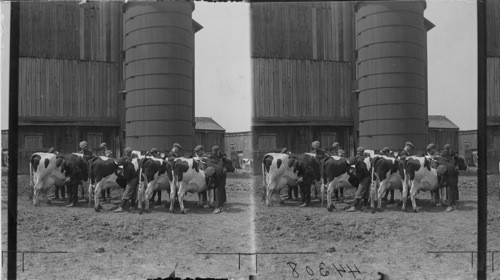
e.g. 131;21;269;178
258;135;277;150
24;134;43;150
87;133;103;150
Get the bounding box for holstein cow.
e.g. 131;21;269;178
262;153;299;206
170;157;211;214
30;153;78;206
137;157;174;214
321;156;359;211
402;156;439;212
288;153;322;207
370;155;403;212
90;156;130;212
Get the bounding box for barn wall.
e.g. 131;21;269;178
252;126;353;174
1;131;7;150
487;0;500;57
253;58;354;122
251;2;355;61
194;130;224;156
487;57;500;120
19;1;123;62
487;0;500;172
17;126;121;174
225;132;252;159
18;58;121;123
427;128;459;153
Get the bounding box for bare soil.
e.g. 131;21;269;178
1;172;256;280
253;174;500;280
1;171;500;280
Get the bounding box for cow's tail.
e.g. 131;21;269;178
262;162;266;187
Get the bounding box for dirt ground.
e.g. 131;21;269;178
253;173;500;280
1;172;256;280
1;171;500;280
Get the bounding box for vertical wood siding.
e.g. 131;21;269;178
487;0;500;57
19;1;123;62
253;58;353;120
19;57;120;121
251;2;354;62
487;57;500;118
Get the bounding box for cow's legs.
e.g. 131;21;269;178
276;177;289;205
144;182;156;213
377;180;389;212
266;181;277;207
401;178;409;212
94;181;103;212
137;181;146;214
326;181;336;212
88;184;94;207
370;180;377;211
178;182;187;214
410;181;420;212
169;182;177;213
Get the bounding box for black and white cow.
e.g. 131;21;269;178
170;157;211;214
321;156;359;211
402;156;439;212
90;156;130;212
137;157;174;214
262;153;299;206
370;155;403;212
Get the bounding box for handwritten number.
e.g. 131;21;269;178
333;263;345;277
287;262;300;278
346;264;362;278
306;266;314;276
319;261;330;277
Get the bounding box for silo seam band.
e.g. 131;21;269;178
359;103;426;108
125;57;193;66
357;56;425;65
356;9;423;24
359;117;428;122
357;24;425;36
126;104;193;109
124;11;191;24
357;86;426;91
125;25;193;37
124;42;193;52
126;119;194;123
359;72;426;79
125;88;192;93
250;56;353;63
126;134;194;138
125;73;192;80
357;41;425;51
359;133;427;137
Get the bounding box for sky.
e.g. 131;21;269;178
0;1;478;132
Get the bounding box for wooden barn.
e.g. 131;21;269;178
427;115;459;152
194;117;225;154
251;2;357;173
487;0;500;173
16;1;124;174
225;131;252;169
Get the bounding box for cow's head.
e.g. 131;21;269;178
222;156;235;173
453;155;468;171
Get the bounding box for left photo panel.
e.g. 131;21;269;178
1;1;254;279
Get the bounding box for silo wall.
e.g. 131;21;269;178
356;1;428;151
124;1;195;152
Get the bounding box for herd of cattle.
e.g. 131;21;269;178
262;150;468;212
29;151;235;214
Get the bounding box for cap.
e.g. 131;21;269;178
426;143;436;151
99;142;107;148
205;166;216;177
356;146;365;153
405;142;414;148
124;147;133;155
79;141;88;148
194;145;204;153
444;144;451;151
280;147;288;153
381;147;390;153
48;147;55;153
312;141;320;148
150;148;158;154
173;143;182;150
105;150;113;156
332;142;339;148
212;146;220;152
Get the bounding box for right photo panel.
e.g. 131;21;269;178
250;1;497;279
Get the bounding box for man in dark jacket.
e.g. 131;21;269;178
97;142;107;156
49;147;65;200
114;147;138;213
399;142;414;159
207;146;228;210
346;147;371;212
167;143;182;161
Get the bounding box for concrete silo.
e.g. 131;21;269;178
355;1;433;151
124;1;202;152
